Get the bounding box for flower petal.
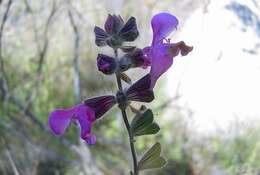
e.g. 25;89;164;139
169;41;193;56
75;105;96;144
86;134;96;145
150;44;174;88
149;42;193;88
48;108;75;136
151;13;179;45
84;96;116;119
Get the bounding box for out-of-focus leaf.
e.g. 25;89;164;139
134;123;160;136
130;109;160;136
138;142;167;170
139;157;166;170
131;109;153;131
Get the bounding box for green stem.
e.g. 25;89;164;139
114;49;138;175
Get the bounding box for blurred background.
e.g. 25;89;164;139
1;0;260;174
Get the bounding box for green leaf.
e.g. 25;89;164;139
131;109;153;132
139;142;161;163
133;123;160;136
131;109;160;136
139;157;167;170
138;143;167;170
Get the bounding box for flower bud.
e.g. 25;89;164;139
125;48;145;68
106;35;123;48
94;14;139;48
118;57;132;72
97;54;117;74
119;17;139;41
105;14;124;34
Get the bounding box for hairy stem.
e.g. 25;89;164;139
114;49;138;175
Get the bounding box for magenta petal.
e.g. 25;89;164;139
151;13;179;45
76;105;95;140
48;108;75;136
86;134;96;145
150;44;174;88
142;46;152;68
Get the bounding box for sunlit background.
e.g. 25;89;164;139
1;0;260;175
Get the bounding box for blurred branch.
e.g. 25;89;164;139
37;0;57;74
23;0;58;109
66;2;103;175
23;0;41;58
0;0;12;111
67;5;81;103
0;117;78;166
0;1;55;135
9;95;48;132
1;139;20;175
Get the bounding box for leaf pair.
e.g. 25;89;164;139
130;109;160;137
138;142;167;170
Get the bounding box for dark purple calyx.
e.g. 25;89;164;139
84;95;116;119
97;54;117;75
94;14;139;48
105;14;124;35
119;17;139;42
126;74;154;103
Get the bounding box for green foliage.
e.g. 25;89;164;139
131;109;160;137
138;142;166;171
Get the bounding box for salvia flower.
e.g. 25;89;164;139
49;96;116;145
94;14;139;48
143;12;193;88
97;54;117;74
48;104;96;145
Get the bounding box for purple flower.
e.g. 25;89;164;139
48;104;96;145
143;13;193;88
97;54;117;74
49;96;116;145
